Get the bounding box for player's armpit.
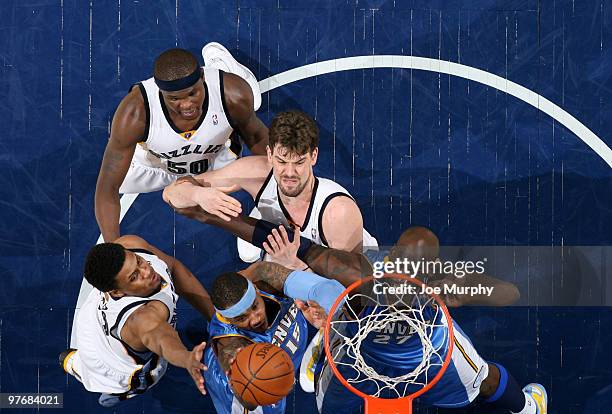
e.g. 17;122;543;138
222;72;269;155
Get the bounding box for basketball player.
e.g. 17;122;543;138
165;204;519;307
264;227;544;413
203;263;344;413
60;235;214;407
162;110;378;260
95;43;268;242
158;209;544;412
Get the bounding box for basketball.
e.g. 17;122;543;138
229;342;295;407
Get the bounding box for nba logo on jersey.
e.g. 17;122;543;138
212;114;218;125
311;228;317;240
181;131;194;139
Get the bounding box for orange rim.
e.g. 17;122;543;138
323;273;455;412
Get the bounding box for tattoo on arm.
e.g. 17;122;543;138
249;262;292;293
304;245;372;287
102;149;125;175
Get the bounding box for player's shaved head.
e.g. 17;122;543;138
153;48;199;81
390;226;440;261
211;272;249;310
84;243;126;292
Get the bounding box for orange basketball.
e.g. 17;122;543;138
229;342;295;407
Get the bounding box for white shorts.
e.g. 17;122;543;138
119;142;239;194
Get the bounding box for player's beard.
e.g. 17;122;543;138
278;173;310;197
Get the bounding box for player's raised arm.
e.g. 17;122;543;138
122;301;208;395
163;208;372;286
162;156;270;215
240;261;344;313
222;72;269;155
95;89;147;242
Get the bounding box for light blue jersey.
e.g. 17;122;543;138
204;291;309;414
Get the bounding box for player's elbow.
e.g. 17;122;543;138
161;185;173;204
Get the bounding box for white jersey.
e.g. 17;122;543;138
237;172;379;262
134;68;241;176
255;172;356;246
72;249;178;396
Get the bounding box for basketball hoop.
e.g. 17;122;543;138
323;274;454;414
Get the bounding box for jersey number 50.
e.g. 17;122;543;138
167;159;209;175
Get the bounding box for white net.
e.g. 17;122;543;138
328;277;451;399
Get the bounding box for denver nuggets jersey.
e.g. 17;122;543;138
73;248;178;396
133;68;237;176
316;253;488;411
204;292;309;414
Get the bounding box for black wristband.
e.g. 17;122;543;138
251;219;313;260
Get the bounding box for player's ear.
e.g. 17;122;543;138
266;145;273;162
109;289;125;298
310;147;318;165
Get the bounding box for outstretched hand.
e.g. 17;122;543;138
193;185;242;221
186;341;208;395
296;299;328;329
263;225;307;270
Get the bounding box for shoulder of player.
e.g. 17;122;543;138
123;300;170;336
111;86;147;143
220;72;254;123
115;234;150;250
116;235;176;270
320;196;363;250
321;195;362;224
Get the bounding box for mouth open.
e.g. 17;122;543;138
181;108;198;118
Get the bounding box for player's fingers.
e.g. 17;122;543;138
194;341;206;352
267;234;280;252
219;193;242;208
222;199;242;213
212;209;232;222
278;226;290;245
218;203;240;217
263;241;273;255
288;224;301;246
271;228;284;245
